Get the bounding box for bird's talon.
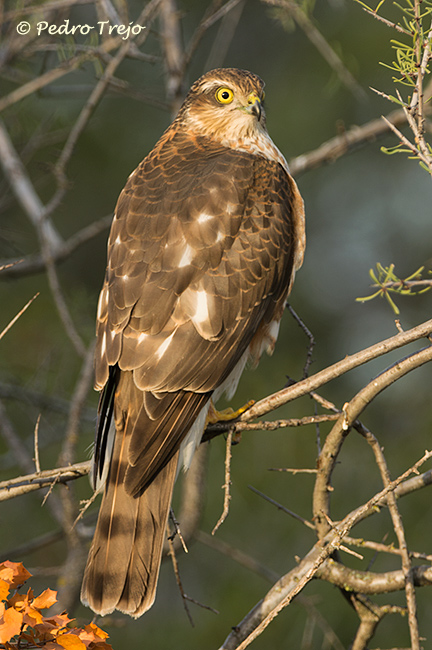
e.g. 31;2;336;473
207;399;255;424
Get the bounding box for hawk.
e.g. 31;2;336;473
81;67;305;618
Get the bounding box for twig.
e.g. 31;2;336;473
0;460;91;502
0;293;39;341
167;536;195;626
357;423;420;650
248;485;315;531
268;467;317;474
33;414;41;473
212;428;233;535
169;508;188;553
286;304;315;379
73;490;100;527
39;230;87;358
204;414;339;440
344;535;432;562
357;3;410;35
197;530;279;583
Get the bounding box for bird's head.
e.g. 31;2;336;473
179;68;268;145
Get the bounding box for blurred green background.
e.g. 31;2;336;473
1;0;432;648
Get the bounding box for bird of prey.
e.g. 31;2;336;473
81;67;305;618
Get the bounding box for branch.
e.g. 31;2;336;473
289;106;416;176
0;461;91;502
316;560;432;594
0;119;62;252
0;214;112;279
219;451;432;650
312;343;432;537
239;318;432;422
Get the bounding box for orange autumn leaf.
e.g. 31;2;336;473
8;588;33;611
56;632;87;650
0;606;23;644
34;612;74;641
0;562;111;650
23;605;45;626
43;613;73;628
78;623;110;643
0;579;10;601
0;566;14;585
0;562;31;588
32;588;58;610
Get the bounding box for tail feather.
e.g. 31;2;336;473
81;371;209;617
81;441;178;617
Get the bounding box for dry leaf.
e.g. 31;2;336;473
0;561;31;588
32;588;58;610
0;605;23;644
56;632;87;649
0;580;10;601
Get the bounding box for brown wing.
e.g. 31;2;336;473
94;129;299;496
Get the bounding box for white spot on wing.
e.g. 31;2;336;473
155;330;175;359
114;235;121;244
96;290;105;320
193;290;209;323
178;244;194;267
226;202;236;215
198;212;213;223
138;332;148;344
100;331;107;356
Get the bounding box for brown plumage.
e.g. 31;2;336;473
81;68;305;617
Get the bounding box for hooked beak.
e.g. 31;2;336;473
245;93;262;121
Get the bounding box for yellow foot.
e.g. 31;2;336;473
207;399;255;423
207;400;255;443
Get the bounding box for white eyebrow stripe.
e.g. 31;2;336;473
198;79;234;93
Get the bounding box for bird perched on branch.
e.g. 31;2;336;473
81;67;305;618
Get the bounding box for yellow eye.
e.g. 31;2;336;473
215;87;234;104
